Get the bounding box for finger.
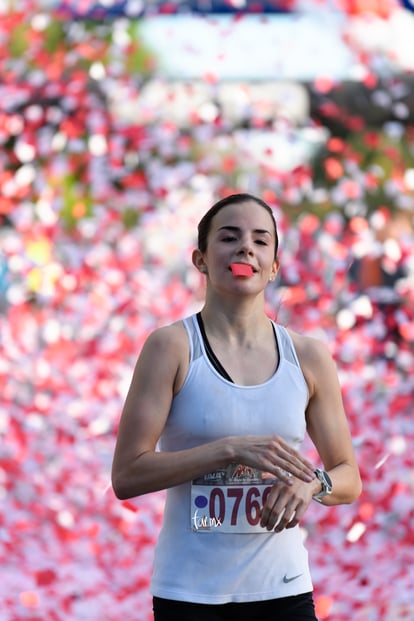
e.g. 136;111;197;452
277;495;309;531
261;506;284;531
260;488;290;530
274;507;296;532
271;458;314;483
260;488;280;528
285;501;307;529
275;467;294;486
267;440;315;481
261;484;301;531
285;518;299;529
278;452;315;482
267;505;293;531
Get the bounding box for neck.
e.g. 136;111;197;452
200;296;270;343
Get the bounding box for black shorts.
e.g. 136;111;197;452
153;592;318;621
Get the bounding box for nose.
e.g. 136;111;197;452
236;235;254;256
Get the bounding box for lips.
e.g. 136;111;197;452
230;263;254;277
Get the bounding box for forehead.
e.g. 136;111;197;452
211;200;274;232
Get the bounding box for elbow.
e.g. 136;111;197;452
111;471;137;501
111;452;153;499
112;488;130;501
111;468;150;500
111;477;129;500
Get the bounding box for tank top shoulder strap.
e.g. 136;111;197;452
182;315;203;362
273;322;302;369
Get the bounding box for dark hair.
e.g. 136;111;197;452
197;193;279;259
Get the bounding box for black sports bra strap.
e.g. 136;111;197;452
196;313;279;383
196;313;234;383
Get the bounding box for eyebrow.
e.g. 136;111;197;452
218;225;272;236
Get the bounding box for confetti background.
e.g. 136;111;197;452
1;1;414;620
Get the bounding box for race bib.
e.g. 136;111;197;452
191;465;279;533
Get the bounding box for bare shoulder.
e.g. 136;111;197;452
286;328;338;395
141;319;190;394
144;319;189;353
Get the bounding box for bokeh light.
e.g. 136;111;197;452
1;1;414;620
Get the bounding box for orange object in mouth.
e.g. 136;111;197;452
230;263;254;277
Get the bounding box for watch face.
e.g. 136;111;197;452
323;471;332;489
315;469;332;494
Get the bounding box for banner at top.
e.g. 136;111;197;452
56;0;296;18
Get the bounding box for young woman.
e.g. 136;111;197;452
112;193;362;621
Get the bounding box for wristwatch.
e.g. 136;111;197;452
312;468;333;503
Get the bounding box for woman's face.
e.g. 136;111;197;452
194;200;279;293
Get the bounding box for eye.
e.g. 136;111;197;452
221;235;237;242
255;239;268;246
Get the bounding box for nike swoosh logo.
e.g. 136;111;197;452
283;573;303;584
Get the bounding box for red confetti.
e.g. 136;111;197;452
122;500;139;513
35;568;57;586
0;5;413;621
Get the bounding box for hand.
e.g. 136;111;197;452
229;435;315;486
260;478;314;532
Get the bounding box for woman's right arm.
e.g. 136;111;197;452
111;322;233;499
111;324;316;500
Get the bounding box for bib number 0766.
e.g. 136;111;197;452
190;484;273;533
209;485;271;526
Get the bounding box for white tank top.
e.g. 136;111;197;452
150;314;313;604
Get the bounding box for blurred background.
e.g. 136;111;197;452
1;0;414;619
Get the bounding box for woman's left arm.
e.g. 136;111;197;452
295;333;362;506
259;331;362;531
